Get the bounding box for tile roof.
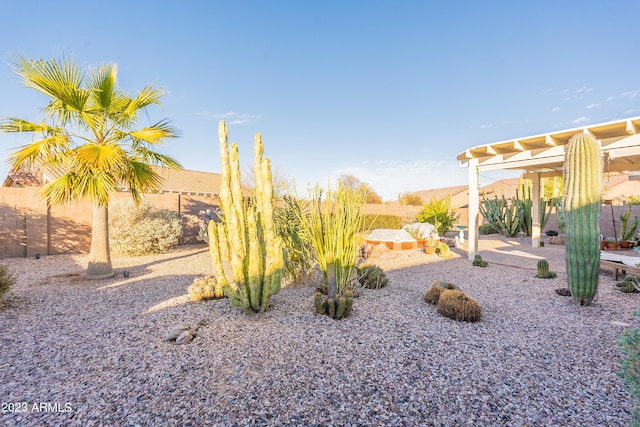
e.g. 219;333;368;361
411;185;469;207
3;172;41;187
3;158;223;196
150;166;221;196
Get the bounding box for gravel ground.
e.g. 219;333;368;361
0;244;638;426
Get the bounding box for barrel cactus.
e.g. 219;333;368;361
357;264;389;289
563;133;602;305
535;258;557;279
436;289;482;322
208;121;284;313
314;290;354;320
424;280;459;305
472;254;488;267
436;241;453;258
188;275;225;301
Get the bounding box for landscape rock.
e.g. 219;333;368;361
549;235;566;245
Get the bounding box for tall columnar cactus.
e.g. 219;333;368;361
563;133;602;305
208;120;283;313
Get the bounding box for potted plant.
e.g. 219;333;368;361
619;206;638;249
405;226;426;249
424;233;438;255
605;239;620;250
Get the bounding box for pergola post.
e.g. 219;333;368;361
531;172;541;248
467;158;479;260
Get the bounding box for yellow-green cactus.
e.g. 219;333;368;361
208;120;284;313
563;133;601;305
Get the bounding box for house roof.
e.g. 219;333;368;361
3;160;222;197
480;178;521;199
410;184;469;208
150;166;221;196
3;171;41;187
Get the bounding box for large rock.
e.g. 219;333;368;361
369;243;390;258
549;235;565;245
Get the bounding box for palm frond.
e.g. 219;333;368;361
122;161;163;203
128;120;180;144
88;63;117;110
46;170;116;206
38;173;81;205
6;134;71;170
13;56;89;113
132;147;182;169
123;86;164;118
75;144;127;171
0;117;51;134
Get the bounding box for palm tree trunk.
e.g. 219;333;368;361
87;203;114;279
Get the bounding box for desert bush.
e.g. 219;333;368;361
472;255;488;267
436;289;482;322
616;276;640;293
297;183;366;319
618;311;640;426
0;265;16;300
109;200;183;256
274;195;317;286
398;191;423;206
423;281;458;304
417;195;460;235
357;264;389;289
362;214;402;231
479;223;499;235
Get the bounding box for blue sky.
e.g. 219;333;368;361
1;1;639;201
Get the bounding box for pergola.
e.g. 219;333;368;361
457;116;640;260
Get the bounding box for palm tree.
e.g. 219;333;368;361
0;56;181;278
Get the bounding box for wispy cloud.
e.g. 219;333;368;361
575;87;592;94
199;111;262;125
586;103;601;109
551;107;560;113
571;116;589;125
480;124;492;129
624;109;636;115
621;90;639;99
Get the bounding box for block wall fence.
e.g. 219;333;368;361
1;187;637;258
0;187;217;258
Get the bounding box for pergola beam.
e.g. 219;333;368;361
458;115;640;257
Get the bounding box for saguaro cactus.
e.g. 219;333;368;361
208;120;283;312
563;133;601;305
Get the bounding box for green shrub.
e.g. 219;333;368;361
109;200;183;256
362;214;402;231
472;255;488;267
357;264;389;289
297;183;365;319
0;265;16;300
618;311;640;426
479;223;499;235
398;191;423;206
616;276;640;293
274;195;316;285
416;195;460;235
